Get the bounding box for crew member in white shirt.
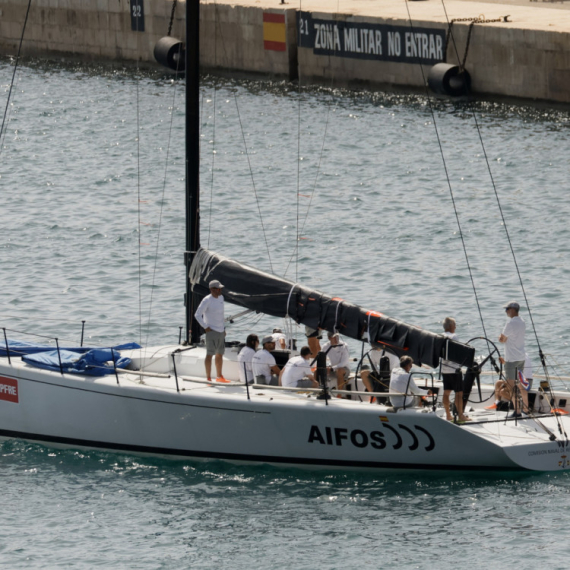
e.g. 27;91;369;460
194;279;227;382
321;331;350;391
441;317;470;422
389;356;428;409
280;346;317;388
252;336;281;385
499;300;528;417
237;334;259;384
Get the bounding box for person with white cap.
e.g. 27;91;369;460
498;300;528;417
194;279;227;382
252;336;281;385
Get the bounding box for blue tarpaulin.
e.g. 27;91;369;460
17;342;141;376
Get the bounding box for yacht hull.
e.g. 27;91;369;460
1;354;569;472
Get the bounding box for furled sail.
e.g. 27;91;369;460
189;248;475;369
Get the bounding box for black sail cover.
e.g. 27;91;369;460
189;248;475;369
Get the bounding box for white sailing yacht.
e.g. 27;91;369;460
1;0;570;472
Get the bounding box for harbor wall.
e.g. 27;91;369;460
0;0;569;103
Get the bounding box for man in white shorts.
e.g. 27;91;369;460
252;336;281;385
280;346;318;388
194;279;227;382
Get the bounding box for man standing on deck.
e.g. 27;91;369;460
441;317;470;422
498;301;528;417
194;279;227;382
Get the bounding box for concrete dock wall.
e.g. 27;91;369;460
0;0;569;103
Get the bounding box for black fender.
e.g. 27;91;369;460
428;63;471;97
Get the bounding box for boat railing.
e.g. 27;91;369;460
1;329;435;406
1;325;74;375
1;325;134;383
249;383;413;401
180;374;412;401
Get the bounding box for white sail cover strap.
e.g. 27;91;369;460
285;284;297;318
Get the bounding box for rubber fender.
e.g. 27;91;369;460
427;63;471;97
154;36;185;72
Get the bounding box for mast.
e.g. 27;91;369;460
186;0;201;344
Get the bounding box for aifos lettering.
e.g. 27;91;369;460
0;377;19;403
308;424;435;452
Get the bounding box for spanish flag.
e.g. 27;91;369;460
263;12;286;52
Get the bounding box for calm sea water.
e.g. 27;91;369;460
1;57;570;568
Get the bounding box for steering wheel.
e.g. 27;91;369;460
466;336;503;403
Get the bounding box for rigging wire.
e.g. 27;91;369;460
211;3;274;274
207;0;219;249
295;0;302;283
402;0;490;342
285;0;341;281
439;1;546;365
135;67;142;348
144;79;179;347
0;0;32;158
438;1;565;439
206;90;216;249
426;0;566;439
